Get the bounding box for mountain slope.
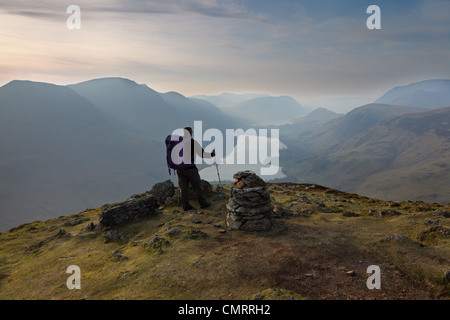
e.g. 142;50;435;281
159;91;249;130
68;77;178;137
354;107;450;202
0;80;166;231
192;93;308;126
69;78;244;139
283;106;450;203
296;104;425;153
375;79;450;109
0;182;448;300
277;107;343;141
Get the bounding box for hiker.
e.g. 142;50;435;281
169;126;215;211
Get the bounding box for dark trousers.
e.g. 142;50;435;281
177;167;208;210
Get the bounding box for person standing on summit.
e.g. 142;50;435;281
168;126;215;211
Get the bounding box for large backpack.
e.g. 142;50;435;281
165;134;196;175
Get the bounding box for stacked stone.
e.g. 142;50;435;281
226;170;273;231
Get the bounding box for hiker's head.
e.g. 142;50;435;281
183;126;193;137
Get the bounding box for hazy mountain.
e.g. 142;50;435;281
295;104;425;154
278;107;343;140
303;96;375;114
293;107;342;123
159;91;249;130
69;78;245;139
190;92;269;109
282;105;450;203
221;96;308;126
375;79;450;109
0;80;166;231
68;77;176;137
192;93;307;126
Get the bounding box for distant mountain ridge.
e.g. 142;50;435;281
192;93;308;125
375;79;450;109
299;104;426;153
190;92;269;109
282;104;450;203
69;77;246;138
1;77;450;232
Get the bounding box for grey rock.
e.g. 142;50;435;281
111;249;128;261
64;217;88;227
99;193;157;227
104;229;130;242
441;211;450;218
56;229;70;237
85;222;96;231
342;211;360;217
149;180;175;204
226;213;243;229
233;170;266;188
231;196;270;208
424;218;440;225
375;209;402;217
241;214;266;220
384;234;409;242
148;236;171;248
166;228;183;237
227;213;243;221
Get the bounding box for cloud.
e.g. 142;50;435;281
0;0;259;21
0;0;449;100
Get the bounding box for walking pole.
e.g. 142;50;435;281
214;150;223;192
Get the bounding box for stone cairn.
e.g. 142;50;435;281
226;170;273;231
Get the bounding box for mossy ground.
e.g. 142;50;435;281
0;183;448;300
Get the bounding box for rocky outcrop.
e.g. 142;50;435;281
226;171;272;231
149;180;175;204
99;193;158;228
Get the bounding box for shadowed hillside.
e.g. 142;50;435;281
282;105;450;204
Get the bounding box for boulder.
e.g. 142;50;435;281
99;193;157;228
149;180;175;204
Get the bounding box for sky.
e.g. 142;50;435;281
0;0;449;104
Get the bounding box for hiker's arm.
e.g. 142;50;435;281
193;140;215;158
